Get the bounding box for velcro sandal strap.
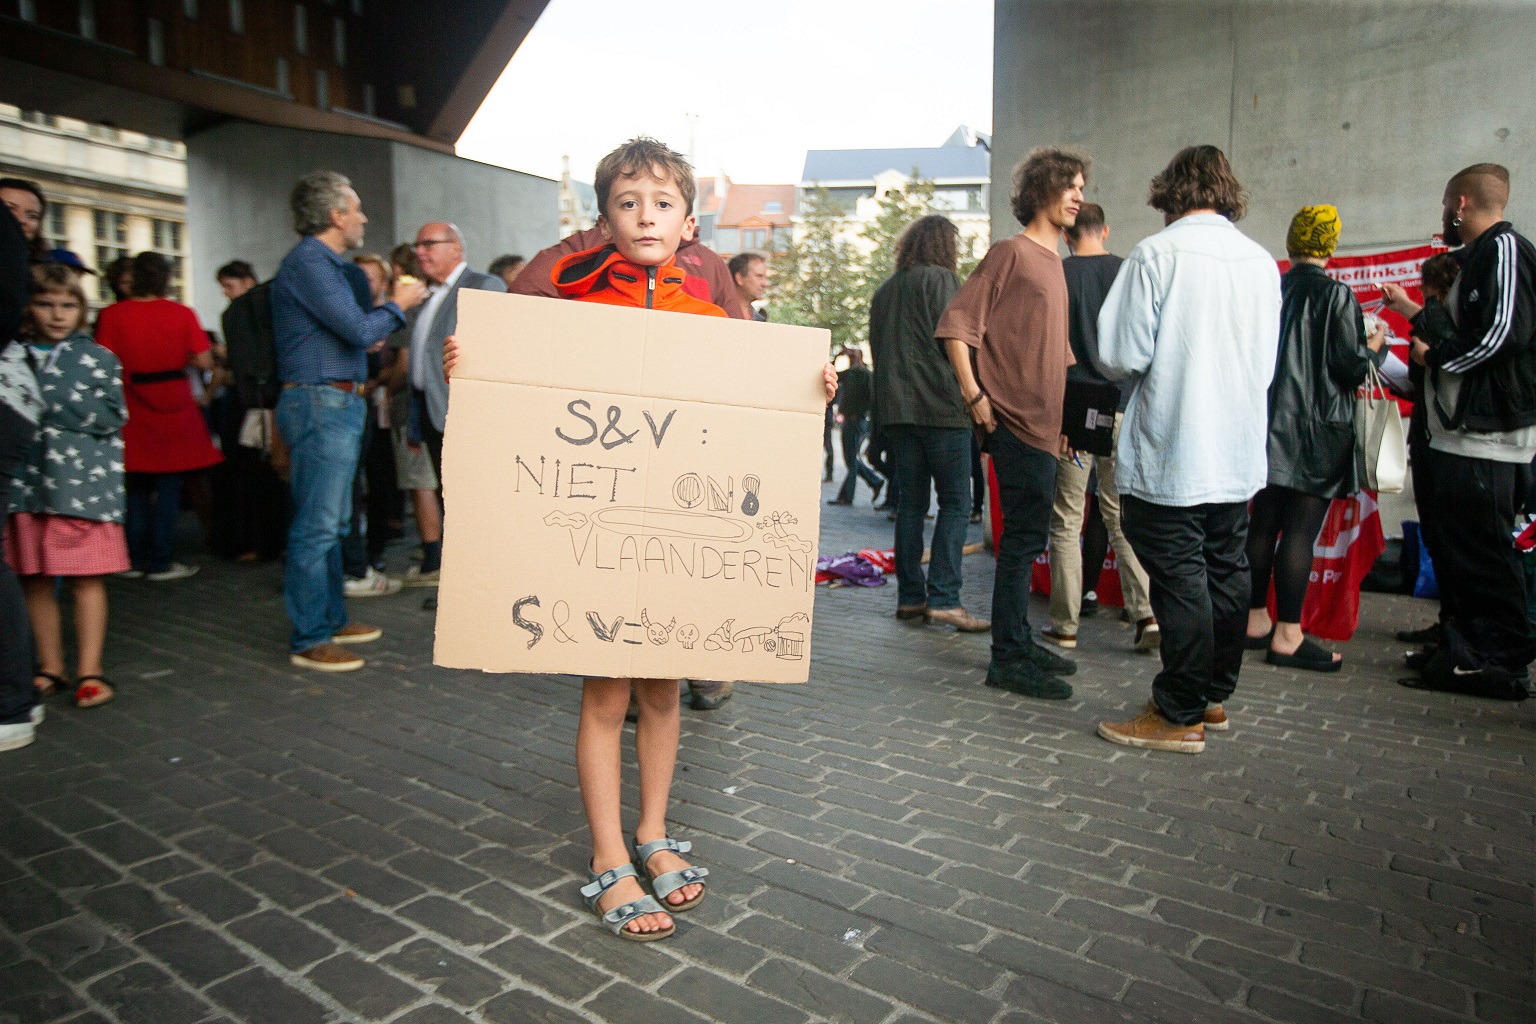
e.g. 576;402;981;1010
635;836;692;864
651;865;710;901
600;892;668;933
580;862;639;903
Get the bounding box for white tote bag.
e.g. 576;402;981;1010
1355;361;1407;494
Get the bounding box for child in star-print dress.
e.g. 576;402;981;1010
4;264;129;708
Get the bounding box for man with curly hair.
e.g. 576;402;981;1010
1093;145;1281;754
937;147;1087;698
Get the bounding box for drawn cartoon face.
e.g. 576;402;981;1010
640;609;675;646
676;624;699;650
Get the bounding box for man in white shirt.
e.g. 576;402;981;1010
407;222;505;592
1092;145;1281;754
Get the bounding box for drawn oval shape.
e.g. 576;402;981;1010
589;505;754;543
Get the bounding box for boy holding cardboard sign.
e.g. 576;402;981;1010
447;138;836;942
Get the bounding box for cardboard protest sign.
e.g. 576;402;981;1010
434;291;829;683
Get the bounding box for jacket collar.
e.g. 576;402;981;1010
552;244;694;310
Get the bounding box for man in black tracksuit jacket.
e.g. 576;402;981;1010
1386;162;1536;699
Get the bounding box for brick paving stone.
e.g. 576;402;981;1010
306;952;423;1020
87;961;213;1024
479;987;595;1024
660;965;810;1024
225;909;337;971
27;849;122;892
302;898;415;953
748;957;895;1024
382;937;506;1007
0;958;87;1022
80;882;177;936
205;967;331;1024
851;954;1001;1024
398;894;507;946
160;873;260;923
136;921;254;987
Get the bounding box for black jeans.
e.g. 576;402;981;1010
988;425;1058;663
0;410;38;725
1122;496;1250;725
836;417;883;501
126;472;183;573
1426;450;1534;669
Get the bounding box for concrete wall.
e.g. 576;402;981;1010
992;0;1535;256
186;122;557;327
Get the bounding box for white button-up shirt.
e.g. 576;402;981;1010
410;261;466;390
1094;213;1281;506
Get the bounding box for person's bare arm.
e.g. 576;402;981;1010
944;337;994;433
190;348;214;372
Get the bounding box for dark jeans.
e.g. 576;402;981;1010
126;472;183;573
836;417;883;502
1247;485;1331;623
970;432;985;513
1410;433;1454;624
0;448;37;725
988;425;1058;662
888;425;971;610
1426;450;1534;669
212;398;289;561
1122;495;1250;725
869;426;900;508
343;418;398;577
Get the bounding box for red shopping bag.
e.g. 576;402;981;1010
1266;492;1385;642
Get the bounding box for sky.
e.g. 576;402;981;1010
456;0;994;186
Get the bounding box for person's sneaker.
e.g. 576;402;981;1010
333;623;382;644
290;643;365;673
1404;646;1435;672
1040;627;1078;649
896;604;928;621
1135;618;1162;653
344;567;402;598
925;607;990;632
30;704;45;725
689;680;734;710
1396;623;1441;644
145;563;198;582
1098;706;1205;753
1021;639;1077;676
1203;704;1229;731
0;720;37;752
985;659;1073;700
1081;590;1099;617
403;566;440;587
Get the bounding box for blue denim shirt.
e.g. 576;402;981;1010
272;235;405;384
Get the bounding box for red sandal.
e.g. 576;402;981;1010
75;675;116;709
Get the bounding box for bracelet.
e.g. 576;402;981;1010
966;393;987;409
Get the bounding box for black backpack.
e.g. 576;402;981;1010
222;280;278;409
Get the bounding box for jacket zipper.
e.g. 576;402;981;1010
646;265;656;309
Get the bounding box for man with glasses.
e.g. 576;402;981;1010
404;222;504;598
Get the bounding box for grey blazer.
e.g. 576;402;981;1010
416;267;506;431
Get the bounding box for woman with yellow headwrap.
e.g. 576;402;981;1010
1244;205;1388;672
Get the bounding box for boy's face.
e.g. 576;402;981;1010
598;168;696;266
30;291;82;343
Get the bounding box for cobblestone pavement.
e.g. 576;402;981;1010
2;482;1533;1024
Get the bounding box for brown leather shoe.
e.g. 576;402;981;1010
333;623;382;645
290;643;365;673
1097;706;1205;753
925;607;990;632
1203;704;1229;731
896;604;928;620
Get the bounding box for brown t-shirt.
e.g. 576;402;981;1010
935;233;1072;453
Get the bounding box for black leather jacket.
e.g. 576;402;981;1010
1266;264;1380;499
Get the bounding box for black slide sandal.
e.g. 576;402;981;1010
1266;638;1342;673
1243;629;1273;651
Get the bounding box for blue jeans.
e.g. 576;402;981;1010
888;425;971;610
836;417;884;501
277;385;365;653
126;472;183;573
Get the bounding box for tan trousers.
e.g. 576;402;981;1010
1048;413;1153;633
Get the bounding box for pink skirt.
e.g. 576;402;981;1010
4;513;130;577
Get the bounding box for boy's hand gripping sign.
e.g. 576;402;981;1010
434;291;829;683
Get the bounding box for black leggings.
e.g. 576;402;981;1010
1247;486;1332;623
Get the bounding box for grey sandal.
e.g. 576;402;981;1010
580;863;674;941
635;837;709;912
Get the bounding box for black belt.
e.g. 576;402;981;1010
130;369;185;384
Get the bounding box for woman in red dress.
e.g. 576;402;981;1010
95;252;222;580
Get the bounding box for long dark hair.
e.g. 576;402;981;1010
894;215;959;272
130;251;172;298
1147;145;1247;222
0;176;50;262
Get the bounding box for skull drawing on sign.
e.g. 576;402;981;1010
640;609;676;646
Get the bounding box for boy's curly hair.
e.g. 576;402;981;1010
1419;252;1460;298
1010;148;1090;227
1148;145;1247;222
594;137;697;217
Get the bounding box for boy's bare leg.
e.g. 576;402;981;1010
633;677;704;907
576;677;672;935
71;577;108;679
412;488;441;544
23;576;64;688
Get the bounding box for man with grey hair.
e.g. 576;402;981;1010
272;170;427;672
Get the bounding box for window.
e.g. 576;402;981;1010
147;18;165;65
742;228;769;251
152;219;186;300
333;18;346;67
93;210;128;302
294;5;308;55
46;205;67;250
714;228;738;253
275;57;290;95
229;0;244;34
79;0;96;40
762;200;782;214
21;110;58;127
314;70;329;110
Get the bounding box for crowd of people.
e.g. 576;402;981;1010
1;136;1530;944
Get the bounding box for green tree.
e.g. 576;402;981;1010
770;184;865;352
858;171;939;294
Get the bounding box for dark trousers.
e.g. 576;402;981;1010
126;472;183;573
1122;496;1250;725
343;419;399;577
1410;433;1454;623
888;425;971;610
0;460;37;725
836;417;883;501
823;404;836;478
970;432;985;513
1247;486;1331;623
988;425;1058;662
1426;450;1533;668
869;426;900;508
